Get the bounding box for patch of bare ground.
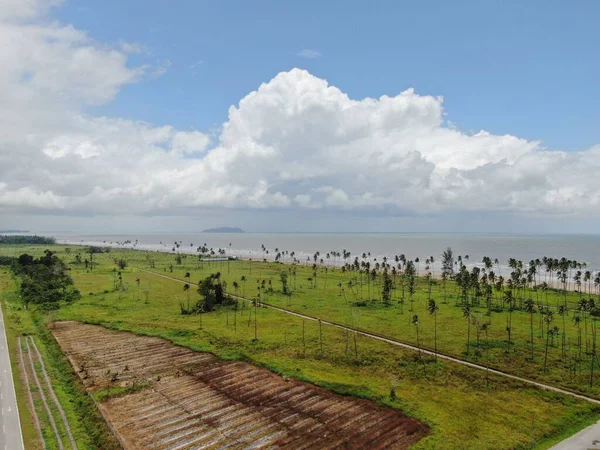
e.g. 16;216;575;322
51;321;428;449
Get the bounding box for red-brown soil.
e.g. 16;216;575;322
52;321;428;449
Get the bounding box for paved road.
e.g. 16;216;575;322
0;303;24;450
550;420;600;449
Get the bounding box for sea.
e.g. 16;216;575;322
47;232;600;275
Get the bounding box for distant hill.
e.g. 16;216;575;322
202;227;245;233
0;230;29;233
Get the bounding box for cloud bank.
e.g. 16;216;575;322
1;0;599;226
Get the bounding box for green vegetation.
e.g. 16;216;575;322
11;250;80;309
138;247;600;399
0;266;120;449
92;381;151;403
2;243;600;449
0;235;55;245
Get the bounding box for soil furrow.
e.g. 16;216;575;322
52;321;428;449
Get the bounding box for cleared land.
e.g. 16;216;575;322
52;321;428;449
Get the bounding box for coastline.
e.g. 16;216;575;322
57;238;599;295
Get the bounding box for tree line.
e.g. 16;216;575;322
0;235;55;245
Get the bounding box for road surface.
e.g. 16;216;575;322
550;419;600;449
0;302;24;450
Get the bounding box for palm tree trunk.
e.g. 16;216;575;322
254;301;258;340
319;320;323;353
544;333;550;371
585;315;589;354
562;314;567;362
591;320;596;387
302;319;306;356
466;320;471;355
579;323;582;361
530;312;534;359
434;311;438;362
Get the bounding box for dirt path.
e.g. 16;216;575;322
17;336;42;449
29;337;78;450
24;337;64;450
138;267;600;407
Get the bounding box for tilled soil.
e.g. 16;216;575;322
52;321;428;450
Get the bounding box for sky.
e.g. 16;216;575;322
1;0;599;234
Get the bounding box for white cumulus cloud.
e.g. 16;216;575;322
1;0;599;226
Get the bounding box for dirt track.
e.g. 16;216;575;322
52;321;428;450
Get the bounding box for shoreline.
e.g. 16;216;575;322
58;239;599;296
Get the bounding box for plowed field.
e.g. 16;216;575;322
52;321;428;449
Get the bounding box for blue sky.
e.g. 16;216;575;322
58;0;599;151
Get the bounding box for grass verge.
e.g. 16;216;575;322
1;271;120;450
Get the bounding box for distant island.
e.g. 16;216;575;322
202;227;245;233
0;229;29;233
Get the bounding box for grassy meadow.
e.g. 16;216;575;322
0;243;599;449
70;245;600;398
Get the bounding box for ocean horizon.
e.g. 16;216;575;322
38;231;600;276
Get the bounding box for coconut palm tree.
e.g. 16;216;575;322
405;261;416;311
240;275;247;296
573;314;583;361
558;305;567;361
427;299;439;361
411;314;426;375
543;311;554;372
590;306;600;386
579;298;590;354
463;304;471;355
524;298;535;360
504;290;514;351
183;283;190;313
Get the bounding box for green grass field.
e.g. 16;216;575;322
2;243;600;449
81;245;600;399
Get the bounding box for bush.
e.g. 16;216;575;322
12;250;80;308
0;256;16;266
